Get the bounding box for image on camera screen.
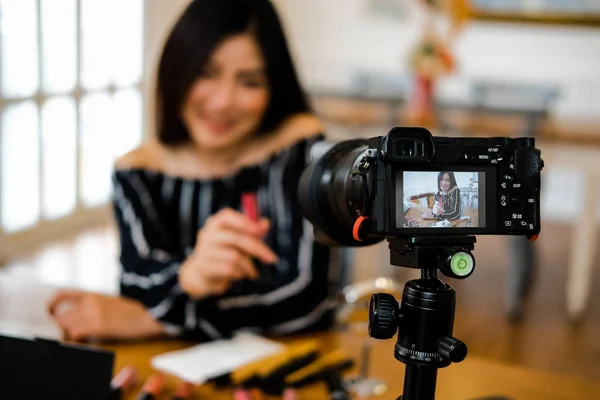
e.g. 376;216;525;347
397;171;486;229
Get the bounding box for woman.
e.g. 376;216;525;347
47;0;341;342
421;171;461;221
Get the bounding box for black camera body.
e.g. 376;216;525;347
298;127;544;400
369;127;542;238
298;127;543;246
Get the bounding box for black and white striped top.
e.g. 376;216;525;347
111;135;342;341
434;187;461;220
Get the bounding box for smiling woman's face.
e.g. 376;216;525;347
181;33;270;152
440;173;451;192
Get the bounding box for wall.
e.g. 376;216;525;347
403;172;440;198
145;1;600;121
403;172;476;197
274;0;600;223
140;1;599;224
275;0;600;119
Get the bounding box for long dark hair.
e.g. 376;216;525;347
438;171;458;192
155;0;310;145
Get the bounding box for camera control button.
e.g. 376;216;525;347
458;153;472;161
509;193;523;209
477;154;490;161
504;221;512;227
497;152;513;163
502;174;513;182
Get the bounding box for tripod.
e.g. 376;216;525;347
368;236;476;400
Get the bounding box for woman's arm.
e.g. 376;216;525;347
113;170;220;340
113;171;186;334
44;170;193;342
209;135;338;336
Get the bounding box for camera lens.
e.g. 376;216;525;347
297;140;384;247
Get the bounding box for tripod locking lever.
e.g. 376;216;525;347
368;293;399;340
438;336;467;363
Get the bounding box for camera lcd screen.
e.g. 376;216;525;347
396;171;486;229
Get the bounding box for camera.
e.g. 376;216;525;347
298;127;544;400
298;127;543;247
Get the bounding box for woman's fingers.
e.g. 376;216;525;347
208;208;266;236
206;249;258;280
182;209;274;299
47;289;85;316
231;252;258;280
55;307;91;342
210;229;277;264
206;278;233;296
257;218;270;238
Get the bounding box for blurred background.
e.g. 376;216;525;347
0;0;599;386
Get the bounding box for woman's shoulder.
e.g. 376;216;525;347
276;113;324;142
114;140;164;172
448;186;460;197
114;113;324;179
243;113;324;165
112;141;180;195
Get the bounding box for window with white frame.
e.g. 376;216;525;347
0;0;144;239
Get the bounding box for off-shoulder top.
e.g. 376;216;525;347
111;135;343;341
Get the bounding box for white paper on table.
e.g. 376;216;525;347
0;274;63;340
150;331;285;384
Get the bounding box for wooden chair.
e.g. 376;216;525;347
539;140;599;321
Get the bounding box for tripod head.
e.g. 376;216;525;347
387;235;477;279
368;235;476;400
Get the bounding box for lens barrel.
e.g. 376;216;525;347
297;139;383;247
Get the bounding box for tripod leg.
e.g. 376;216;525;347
401;365;437;400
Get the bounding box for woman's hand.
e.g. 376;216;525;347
432;201;445;216
421;210;434;219
179;208;277;299
47;290;165;342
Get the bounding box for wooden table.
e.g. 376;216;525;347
405;202;445;227
100;332;600;400
1;274;600;399
403;202;478;228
